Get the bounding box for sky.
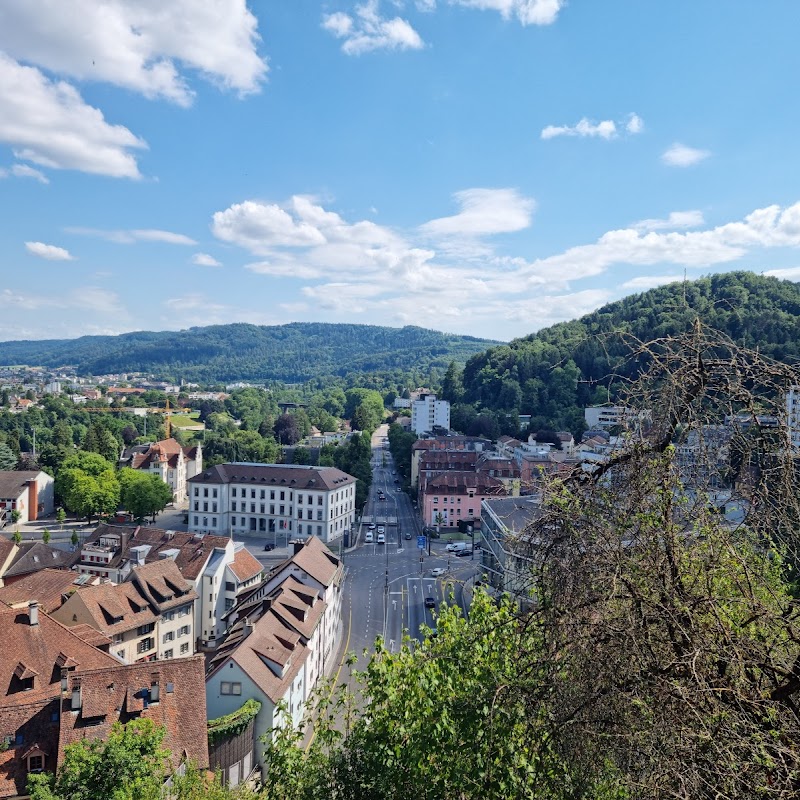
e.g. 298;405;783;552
2;1;800;344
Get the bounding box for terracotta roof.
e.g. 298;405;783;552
0;604;118;708
79;524;231;580
228;547;262;583
276;536;342;588
0;470;44;500
59;581;158;637
0;569;88;613
207;579;324;704
5;541;77;578
128;559;198;612
190;463;355;491
60;656;209;770
425;472;506;495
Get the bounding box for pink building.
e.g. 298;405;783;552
421;472;505;529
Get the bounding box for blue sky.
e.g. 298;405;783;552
2;1;800;343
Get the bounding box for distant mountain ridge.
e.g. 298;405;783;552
0;322;499;384
458;271;800;434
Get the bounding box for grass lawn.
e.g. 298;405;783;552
170;413;203;429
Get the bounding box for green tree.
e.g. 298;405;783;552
41;528;50;544
118;469;173;522
11;529;21;544
28;718;169;800
56;452;120;524
70;530;79;547
56;507;66;528
0;442;16;470
10;509;21;524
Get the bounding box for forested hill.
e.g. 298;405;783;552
0;322;497;384
456;272;800;435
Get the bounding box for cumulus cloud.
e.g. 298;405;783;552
449;0;564;25
323;0;424;54
0;53;146;179
420;188;535;237
191;253;222;267
764;267;800;281
25;241;75;260
65;227;195;245
661;143;711;167
619;274;685;291
0;0;267;106
626;113;644;134
633;210;705;232
542;112;644;141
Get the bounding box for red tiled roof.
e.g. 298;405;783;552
228;548;262;583
0;569;85;613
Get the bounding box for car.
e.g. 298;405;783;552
263;542;275;551
394;478;399;483
368;523;376;530
424;596;436;609
430;567;446;578
377;525;385;534
364;531;374;543
445;542;460;552
377;533;385;544
404;532;412;540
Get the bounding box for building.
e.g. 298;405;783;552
410;436;492;488
0;570;99;614
206;540;343;776
53;560;198;663
421;472;506;529
1;542;76;585
59;656;209;777
0;602;119;797
126;438;203;505
72;524;261;650
410;393;450;435
479;495;542;607
0;471;54;527
188;463;357;544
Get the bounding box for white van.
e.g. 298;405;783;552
365;531;374;543
446;542;468;554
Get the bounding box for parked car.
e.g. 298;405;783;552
263;542;275;551
365;531;374;543
368;523;376;530
430;567;446;577
377;525;385;534
377;533;385;544
404;532;412;540
424;596;436;609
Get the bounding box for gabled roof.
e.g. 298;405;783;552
5;541;76;578
61;580;158;636
0;603;118;707
0;568;88;613
128;559;197;612
207;579;324;704
425;472;506;494
189;462;355;491
228;546;263;583
271;536;342;589
60;656;209;770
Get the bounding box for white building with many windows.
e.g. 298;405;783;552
410;393;450;435
188;463;357;544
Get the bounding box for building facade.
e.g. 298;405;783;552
188;463;357;544
410;393;451;435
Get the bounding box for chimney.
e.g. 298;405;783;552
243;618;255;639
292;539;305;555
28;601;39;626
27;479;38;522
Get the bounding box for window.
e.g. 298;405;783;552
137;623;155;636
193;516;199;525
260;489;265;499
163;631;174;642
225;581;235;592
203;502;208;512
317;525;322;535
179;604;191;617
251;489;256;499
232;487;237;497
280;491;285;500
250;503;255;513
231;516;237;526
137;637;154;653
28;754;44;773
193;502;199;511
194;487;199;497
204;488;209;497
318;496;323;505
163;649;173;659
213;488;218;498
179;625;190;636
232;501;237;511
220;682;242;695
270;490;275;500
112;633;123;645
225;598;234;611
298;494;303;504
180;642;189;655
280;505;285;515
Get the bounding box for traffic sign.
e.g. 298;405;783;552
417;535;426;549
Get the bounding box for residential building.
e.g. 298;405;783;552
2;542;75;584
125;437;203;504
60;656;208;776
410;393;450;435
53;559;197;663
410;436;492;488
73;524;260;650
206;574;328;774
422;472;506;528
0;569;99;613
0;602;119;797
188;463;357;544
0;471;54;527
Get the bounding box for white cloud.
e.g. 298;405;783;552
764;266;800;281
162;294;277;327
661;143;711;167
25;241;75;260
619;274;685;291
0;0;267;106
449;0;564;25
0;53;146;178
420;188;535;237
542;118;617;140
323;0;424;55
65;227;195;245
626;113;644;134
633;210;705;232
191;253;222;267
212;200;327;251
11;163;49;183
416;0;437;9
